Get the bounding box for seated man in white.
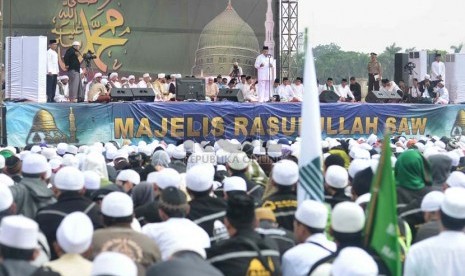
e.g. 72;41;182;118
242;77;258;102
380;78;402;97
292;77;304;101
336;79;355;102
279;77;299;102
434;81;449;104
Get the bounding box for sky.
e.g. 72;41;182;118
298;0;465;54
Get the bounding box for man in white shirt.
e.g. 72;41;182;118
410;78;421;100
235;75;247;92
126;75;138;88
380;79;402;97
434;81;449;104
279;78;298;102
282;200;335;276
242;76;258;102
138;73;153;88
46;39;59;102
108;72;122;88
319;78;336;94
431;53;446;83
55;76;69;102
229;62;243;81
254;46;275;102
336;79;355;102
292;77;304;101
405;187;465;276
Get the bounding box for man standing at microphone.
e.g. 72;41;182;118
64;41;83;103
255;46;274;103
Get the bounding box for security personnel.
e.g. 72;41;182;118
262;160;298;231
35;167;102;260
186;164;227;242
207;193;281;276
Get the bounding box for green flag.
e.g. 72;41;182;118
364;133;402;276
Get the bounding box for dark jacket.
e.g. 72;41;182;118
207;229;281;276
262;190;297;231
256;223;295;256
324;189;351;208
188;196;227;239
146;251;223;276
397;186;432;237
63;47;81;71
135;200;162;226
35;191;103;260
0;260;60;276
10;177;56;219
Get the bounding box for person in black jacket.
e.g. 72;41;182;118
349;77;362;102
35;167;102;260
63;41;83;102
186;164;227;242
262;159;298;231
207;193;281;276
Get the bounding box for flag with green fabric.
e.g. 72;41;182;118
364;132;402;276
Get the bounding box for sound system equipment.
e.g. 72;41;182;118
217;89;245;102
365;90;402;103
319;90;339;103
110;88;134;102
176;78;205;100
394;53;409;85
132;88;156;102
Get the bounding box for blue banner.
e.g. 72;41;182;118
6;102;465;147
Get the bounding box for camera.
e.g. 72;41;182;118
403;62;416;75
83;50;96;67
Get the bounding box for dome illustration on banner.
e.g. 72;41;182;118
26;108;78;145
192;0;260;76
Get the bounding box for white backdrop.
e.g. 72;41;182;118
5;36;47;103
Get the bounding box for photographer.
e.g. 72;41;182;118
63;41;83;102
229;62;243;81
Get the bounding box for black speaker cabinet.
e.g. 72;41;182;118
110;88;134;102
319;90;339;103
217;89;245;102
394;53;409;85
132;88;156;102
365;90;402;103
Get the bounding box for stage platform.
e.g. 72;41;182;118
4;102;465;147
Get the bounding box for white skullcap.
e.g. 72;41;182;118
366;134;378;146
227;151;250;170
142;219;210;261
0;182;13;211
110;72;118;78
223;176;247;192
355;193;371;206
56;212;93;254
272;160;298;186
331;247;378;276
114;149;129;161
60;75;69;80
348;159;370;179
30;145;41;154
295;200;328;229
446;171;465;188
253;146;266;156
328;139;341;149
101;79;108;85
421;191;445;212
415;143;425;153
434;140;446;150
41;147;56;160
62;154;79;168
66;145;78;155
147;168;180;189
101;191;134;217
22;153;48;174
424;74;431;80
84;170;101;190
56;143;68;155
91;252;137;276
72;41;80;46
441;187;465;219
325;165;349;189
0;174;14;187
49;158;63;170
158;73;165;79
0;215;38;249
143;73;150;78
19;151;31;161
216;149;230;164
448;151;460;167
321;140;329;149
105;147;117;160
332;202;365;233
54;166;85;191
267;144;282;158
0;156;4;170
186;164;215;192
94;72;103;78
172;145;186;160
128;75;135;80
116;169;141;185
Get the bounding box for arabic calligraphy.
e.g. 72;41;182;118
52;0;130;72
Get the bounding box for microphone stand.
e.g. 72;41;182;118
267;54;272;102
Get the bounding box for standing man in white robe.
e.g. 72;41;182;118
431;53;446;84
254;46;275;103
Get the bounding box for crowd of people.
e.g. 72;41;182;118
0;133;464;275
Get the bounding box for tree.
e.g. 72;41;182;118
404;47;416;53
384;43;402;56
450;43;464;53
